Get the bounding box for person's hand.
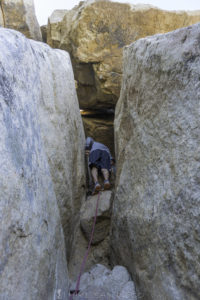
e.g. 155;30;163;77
85;150;90;156
111;158;115;166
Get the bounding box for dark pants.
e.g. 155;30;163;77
89;149;111;171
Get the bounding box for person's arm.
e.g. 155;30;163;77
111;157;115;165
85;150;90;156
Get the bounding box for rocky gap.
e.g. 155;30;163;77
80;108;115;157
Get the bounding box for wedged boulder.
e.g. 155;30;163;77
68;191;113;280
80;191;112;244
112;23;200;300
0;0;42;41
0;28;71;299
47;0;200;109
70;264;137;300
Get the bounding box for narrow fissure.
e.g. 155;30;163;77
68;106;137;299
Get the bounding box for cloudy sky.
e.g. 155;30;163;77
34;0;200;25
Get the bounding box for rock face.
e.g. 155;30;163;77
0;0;42;41
47;0;200;109
35;31;86;256
112;23;200;300
70;264;137;300
0;28;85;299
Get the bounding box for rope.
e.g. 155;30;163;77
70;191;101;299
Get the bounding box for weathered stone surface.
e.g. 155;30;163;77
47;0;200;109
112;23;200;300
0;0;42;41
80;191;112;244
0;28;70;299
35;30;86;257
70;264;137;300
47;9;68;48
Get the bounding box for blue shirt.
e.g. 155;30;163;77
90;142;112;160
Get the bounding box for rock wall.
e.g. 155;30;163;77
0;28;85;299
0;0;42;41
47;0;200;109
34;33;86;256
112;23;200;300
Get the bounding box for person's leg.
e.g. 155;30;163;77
91;167;101;193
101;168;111;190
91;167;98;183
100;151;111;190
101;168;109;181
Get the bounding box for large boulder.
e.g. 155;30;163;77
0;28;69;299
0;28;85;298
47;0;200;109
112;23;200;300
0;0;42;41
35;31;86;255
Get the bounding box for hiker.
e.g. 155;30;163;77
85;137;114;193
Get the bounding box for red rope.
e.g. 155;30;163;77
70;191;101;299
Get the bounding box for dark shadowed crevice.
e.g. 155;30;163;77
80;108;115;157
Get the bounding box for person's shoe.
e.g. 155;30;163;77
104;180;111;190
92;182;101;195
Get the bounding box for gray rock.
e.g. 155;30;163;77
80;191;112;244
34;30;85;253
71;264;137;300
0;28;84;299
118;281;137;300
70;264;111;291
112;23;200;300
99;265;131;299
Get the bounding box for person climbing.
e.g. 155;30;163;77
85;137;114;194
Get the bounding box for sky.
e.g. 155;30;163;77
34;0;200;25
